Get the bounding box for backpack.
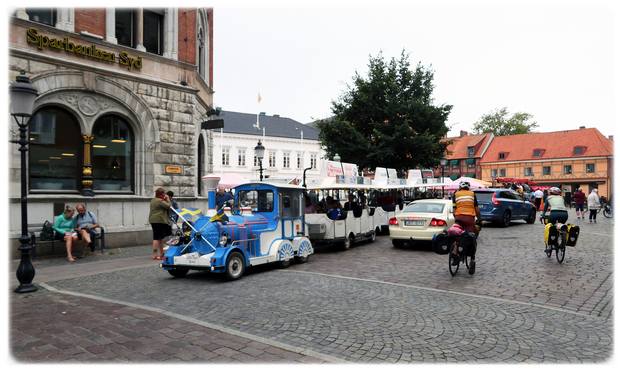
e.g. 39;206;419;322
41;220;55;241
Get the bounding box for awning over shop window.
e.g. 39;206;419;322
450;174;459;180
450;160;460;166
466;158;476;165
465;173;476;178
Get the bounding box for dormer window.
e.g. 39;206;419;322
498;152;508;160
573;146;587;155
532;149;545;157
467;146;475;158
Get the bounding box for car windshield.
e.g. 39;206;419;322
403;202;445;213
475;192;494;203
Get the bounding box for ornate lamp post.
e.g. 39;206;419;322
254;140;265;181
440;158;447;199
10;71;39;293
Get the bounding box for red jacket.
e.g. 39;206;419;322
573;191;586;204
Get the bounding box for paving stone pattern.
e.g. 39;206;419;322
47;264;611;363
293;216;613;319
10;288;323;363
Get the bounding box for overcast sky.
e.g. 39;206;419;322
213;0;616;137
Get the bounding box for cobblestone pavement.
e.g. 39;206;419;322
11;212;614;363
10;288;325;363
295;215;614;319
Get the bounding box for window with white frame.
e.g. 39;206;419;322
310;153;317;169
26;9;56;26
221;147;230;166
269;151;276;168
297;152;303;169
283;152;291;168
237;148;246;167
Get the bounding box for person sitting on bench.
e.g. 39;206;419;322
75;203;101;253
53;205;78;263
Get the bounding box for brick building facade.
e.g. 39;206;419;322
9;8;215;252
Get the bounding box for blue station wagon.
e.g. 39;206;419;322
474;188;537;227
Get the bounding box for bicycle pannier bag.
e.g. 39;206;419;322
461;232;477;257
566;224;580;247
545;223;559;246
432;231;451;255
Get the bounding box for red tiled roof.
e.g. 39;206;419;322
444;133;492;159
480;128;613;163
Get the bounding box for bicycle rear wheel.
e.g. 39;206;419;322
545;243;552;258
449;253;460;276
556;232;566;264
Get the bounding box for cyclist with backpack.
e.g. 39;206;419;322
450;181;481;264
542;187;568;255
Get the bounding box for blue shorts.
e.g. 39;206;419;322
575;203;584;212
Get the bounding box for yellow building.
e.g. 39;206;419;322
479;127;613;199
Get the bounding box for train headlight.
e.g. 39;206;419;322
219;234;228;246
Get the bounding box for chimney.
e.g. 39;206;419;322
259;112;266;116
273;114;280;117
579;126;586;129
609;135;614;141
459;130;468;137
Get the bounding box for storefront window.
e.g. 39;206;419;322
92;115;134;192
29;107;82;192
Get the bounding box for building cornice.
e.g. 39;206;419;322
480;156;612;166
10;48;201;95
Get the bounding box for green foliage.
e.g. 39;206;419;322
472;107;538;136
317;51;452;174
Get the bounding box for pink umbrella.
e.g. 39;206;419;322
444;176;490;191
203;173;250;189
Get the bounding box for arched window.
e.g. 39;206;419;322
29;107;82;192
92;115;134;192
198;134;205;195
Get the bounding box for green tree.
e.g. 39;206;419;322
317;51;452;174
472;107;538;136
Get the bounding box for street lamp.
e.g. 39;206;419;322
254;140;265;181
440;158;448;199
10;71;39;293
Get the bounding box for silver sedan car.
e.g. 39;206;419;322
389;199;455;247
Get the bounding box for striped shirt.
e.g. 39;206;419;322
452;190;479;217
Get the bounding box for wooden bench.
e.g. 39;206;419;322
27;223;106;258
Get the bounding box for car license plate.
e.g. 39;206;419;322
404;220;425;226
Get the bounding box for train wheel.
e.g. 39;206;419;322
225;252;245;280
167;268;189;278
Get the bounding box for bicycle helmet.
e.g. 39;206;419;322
549;187;561;195
459;181;471;190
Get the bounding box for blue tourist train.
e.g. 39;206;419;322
161;180;313;280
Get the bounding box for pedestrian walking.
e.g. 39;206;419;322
149;188;171;260
587;189;601;223
573;188;586;219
